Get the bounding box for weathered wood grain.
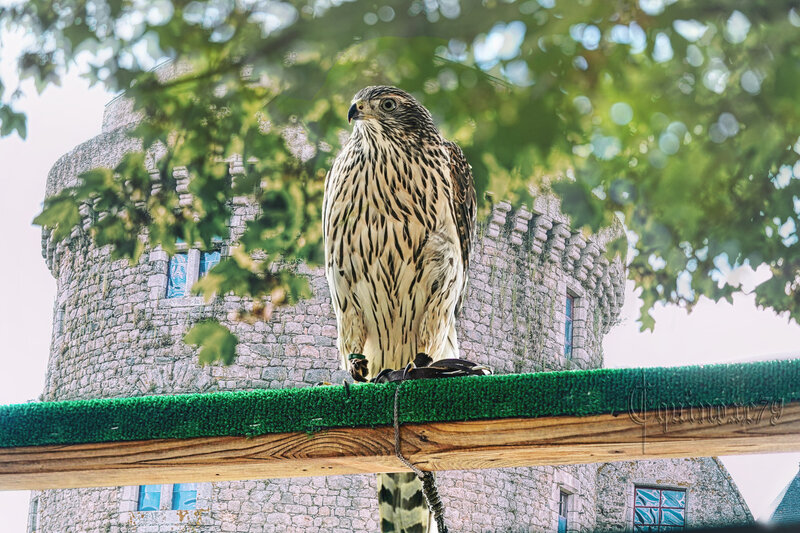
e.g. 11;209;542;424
2;401;798;490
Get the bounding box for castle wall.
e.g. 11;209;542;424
31;102;627;532
595;458;753;531
42;201;623;403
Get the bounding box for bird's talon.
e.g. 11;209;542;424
414;353;432;367
372;369;394;383
348;353;369;383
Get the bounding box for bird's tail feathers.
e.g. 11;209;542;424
378;472;434;533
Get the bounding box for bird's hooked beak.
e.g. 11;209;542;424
348;99;366;123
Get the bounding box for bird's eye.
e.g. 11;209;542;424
381;99;397;112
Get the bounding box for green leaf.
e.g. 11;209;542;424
552;180;605;231
604;233;628;262
12;0;800;341
33;195;81;240
0;105;27;139
184;320;239;366
639;308;656;333
637;292;658;333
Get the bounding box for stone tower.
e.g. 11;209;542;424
34;90;732;532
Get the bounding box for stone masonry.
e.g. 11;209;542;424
595;458;753;531
26;89;751;532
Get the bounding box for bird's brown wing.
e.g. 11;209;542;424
444;139;477;314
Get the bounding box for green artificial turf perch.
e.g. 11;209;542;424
1;359;798;449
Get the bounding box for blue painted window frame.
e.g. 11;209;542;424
137;484;161;511
172;483;197;510
166;253;189;298
199;250;220;278
165;247;221;299
564;294;574;358
558;490;569;533
633;486;686;531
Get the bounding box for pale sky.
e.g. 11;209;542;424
1;55;799;533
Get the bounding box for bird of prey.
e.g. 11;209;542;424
322;86;476;533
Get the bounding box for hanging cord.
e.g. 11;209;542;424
393;375;448;533
378;356;490;533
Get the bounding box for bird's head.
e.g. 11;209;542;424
347;86;437;140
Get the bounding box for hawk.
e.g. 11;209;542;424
322;86;476;532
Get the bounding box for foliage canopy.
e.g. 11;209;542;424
4;0;800;362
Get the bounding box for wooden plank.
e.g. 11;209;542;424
2;401;799;491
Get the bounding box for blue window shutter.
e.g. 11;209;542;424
166;253;189;298
199;250;220;278
137;485;161;511
172;483;198;510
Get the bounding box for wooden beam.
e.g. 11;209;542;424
2;401;799;491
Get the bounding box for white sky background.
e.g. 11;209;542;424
1;34;800;533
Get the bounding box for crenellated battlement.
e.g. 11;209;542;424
42;133;626;335
43;185;625;365
478;197;625;336
43;80;626;333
